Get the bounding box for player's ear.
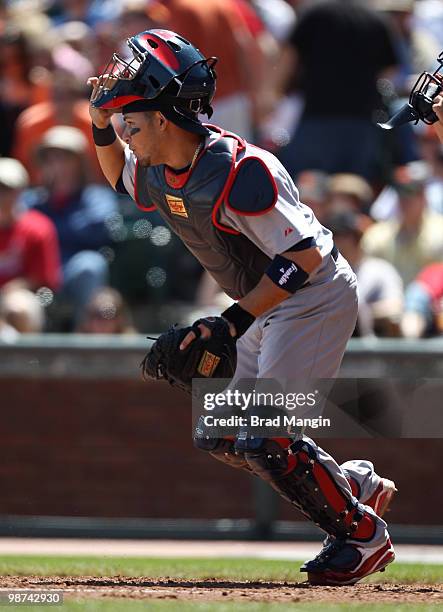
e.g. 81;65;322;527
157;112;168;132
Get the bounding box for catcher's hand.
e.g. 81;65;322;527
140;317;237;394
87;76;120;128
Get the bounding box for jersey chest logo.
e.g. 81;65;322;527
165;194;188;218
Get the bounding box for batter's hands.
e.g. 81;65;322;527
87;76;119;129
180;320;237;350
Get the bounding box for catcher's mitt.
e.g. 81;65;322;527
140;317;237;394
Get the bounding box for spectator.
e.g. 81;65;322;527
116;0;167;45
250;0;296;43
328;174;374;215
326;210;404;337
12;61;101;183
24;126;118;322
371;0;439;96
401;262;443;338
7;6;57;73
76;287;136;334
327;173;375;231
277;1;398;181
0;25;50;156
0;24;49;107
370;153;443;221
163;0;268;140
0;157;61;292
0;286;44;334
296;170;330;223
52;21;100;71
50;0;121;28
0;309;19;341
414;0;443;50
414;125;443;216
363;161;443;286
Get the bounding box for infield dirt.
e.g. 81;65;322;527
0;576;442;605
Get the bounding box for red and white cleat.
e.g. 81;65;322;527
364;478;397;517
300;536;395;586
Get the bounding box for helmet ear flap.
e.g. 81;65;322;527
187;99;213;118
176;57;217;102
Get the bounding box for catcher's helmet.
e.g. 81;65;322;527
91;29;217;133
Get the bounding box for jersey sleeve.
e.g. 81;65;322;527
121;145;137;200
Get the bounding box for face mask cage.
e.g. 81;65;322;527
409;52;443;124
127;36;149;64
91;51;145;104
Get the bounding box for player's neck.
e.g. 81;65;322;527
164;134;204;171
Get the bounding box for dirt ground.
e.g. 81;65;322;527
0;576;442;605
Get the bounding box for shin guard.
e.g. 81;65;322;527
236;436;377;541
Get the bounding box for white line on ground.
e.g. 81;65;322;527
0;539;441;564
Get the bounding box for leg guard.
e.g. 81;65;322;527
236;436;378;542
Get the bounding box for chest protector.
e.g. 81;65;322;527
133;126;277;299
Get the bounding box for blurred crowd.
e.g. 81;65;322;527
1;0;443;339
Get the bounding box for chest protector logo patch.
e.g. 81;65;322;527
165;194;188;218
197;351;220;377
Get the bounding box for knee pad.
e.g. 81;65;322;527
193;419;250;471
237;437;377;542
194;436;250;471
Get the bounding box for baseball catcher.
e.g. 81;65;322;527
88;28;401;586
